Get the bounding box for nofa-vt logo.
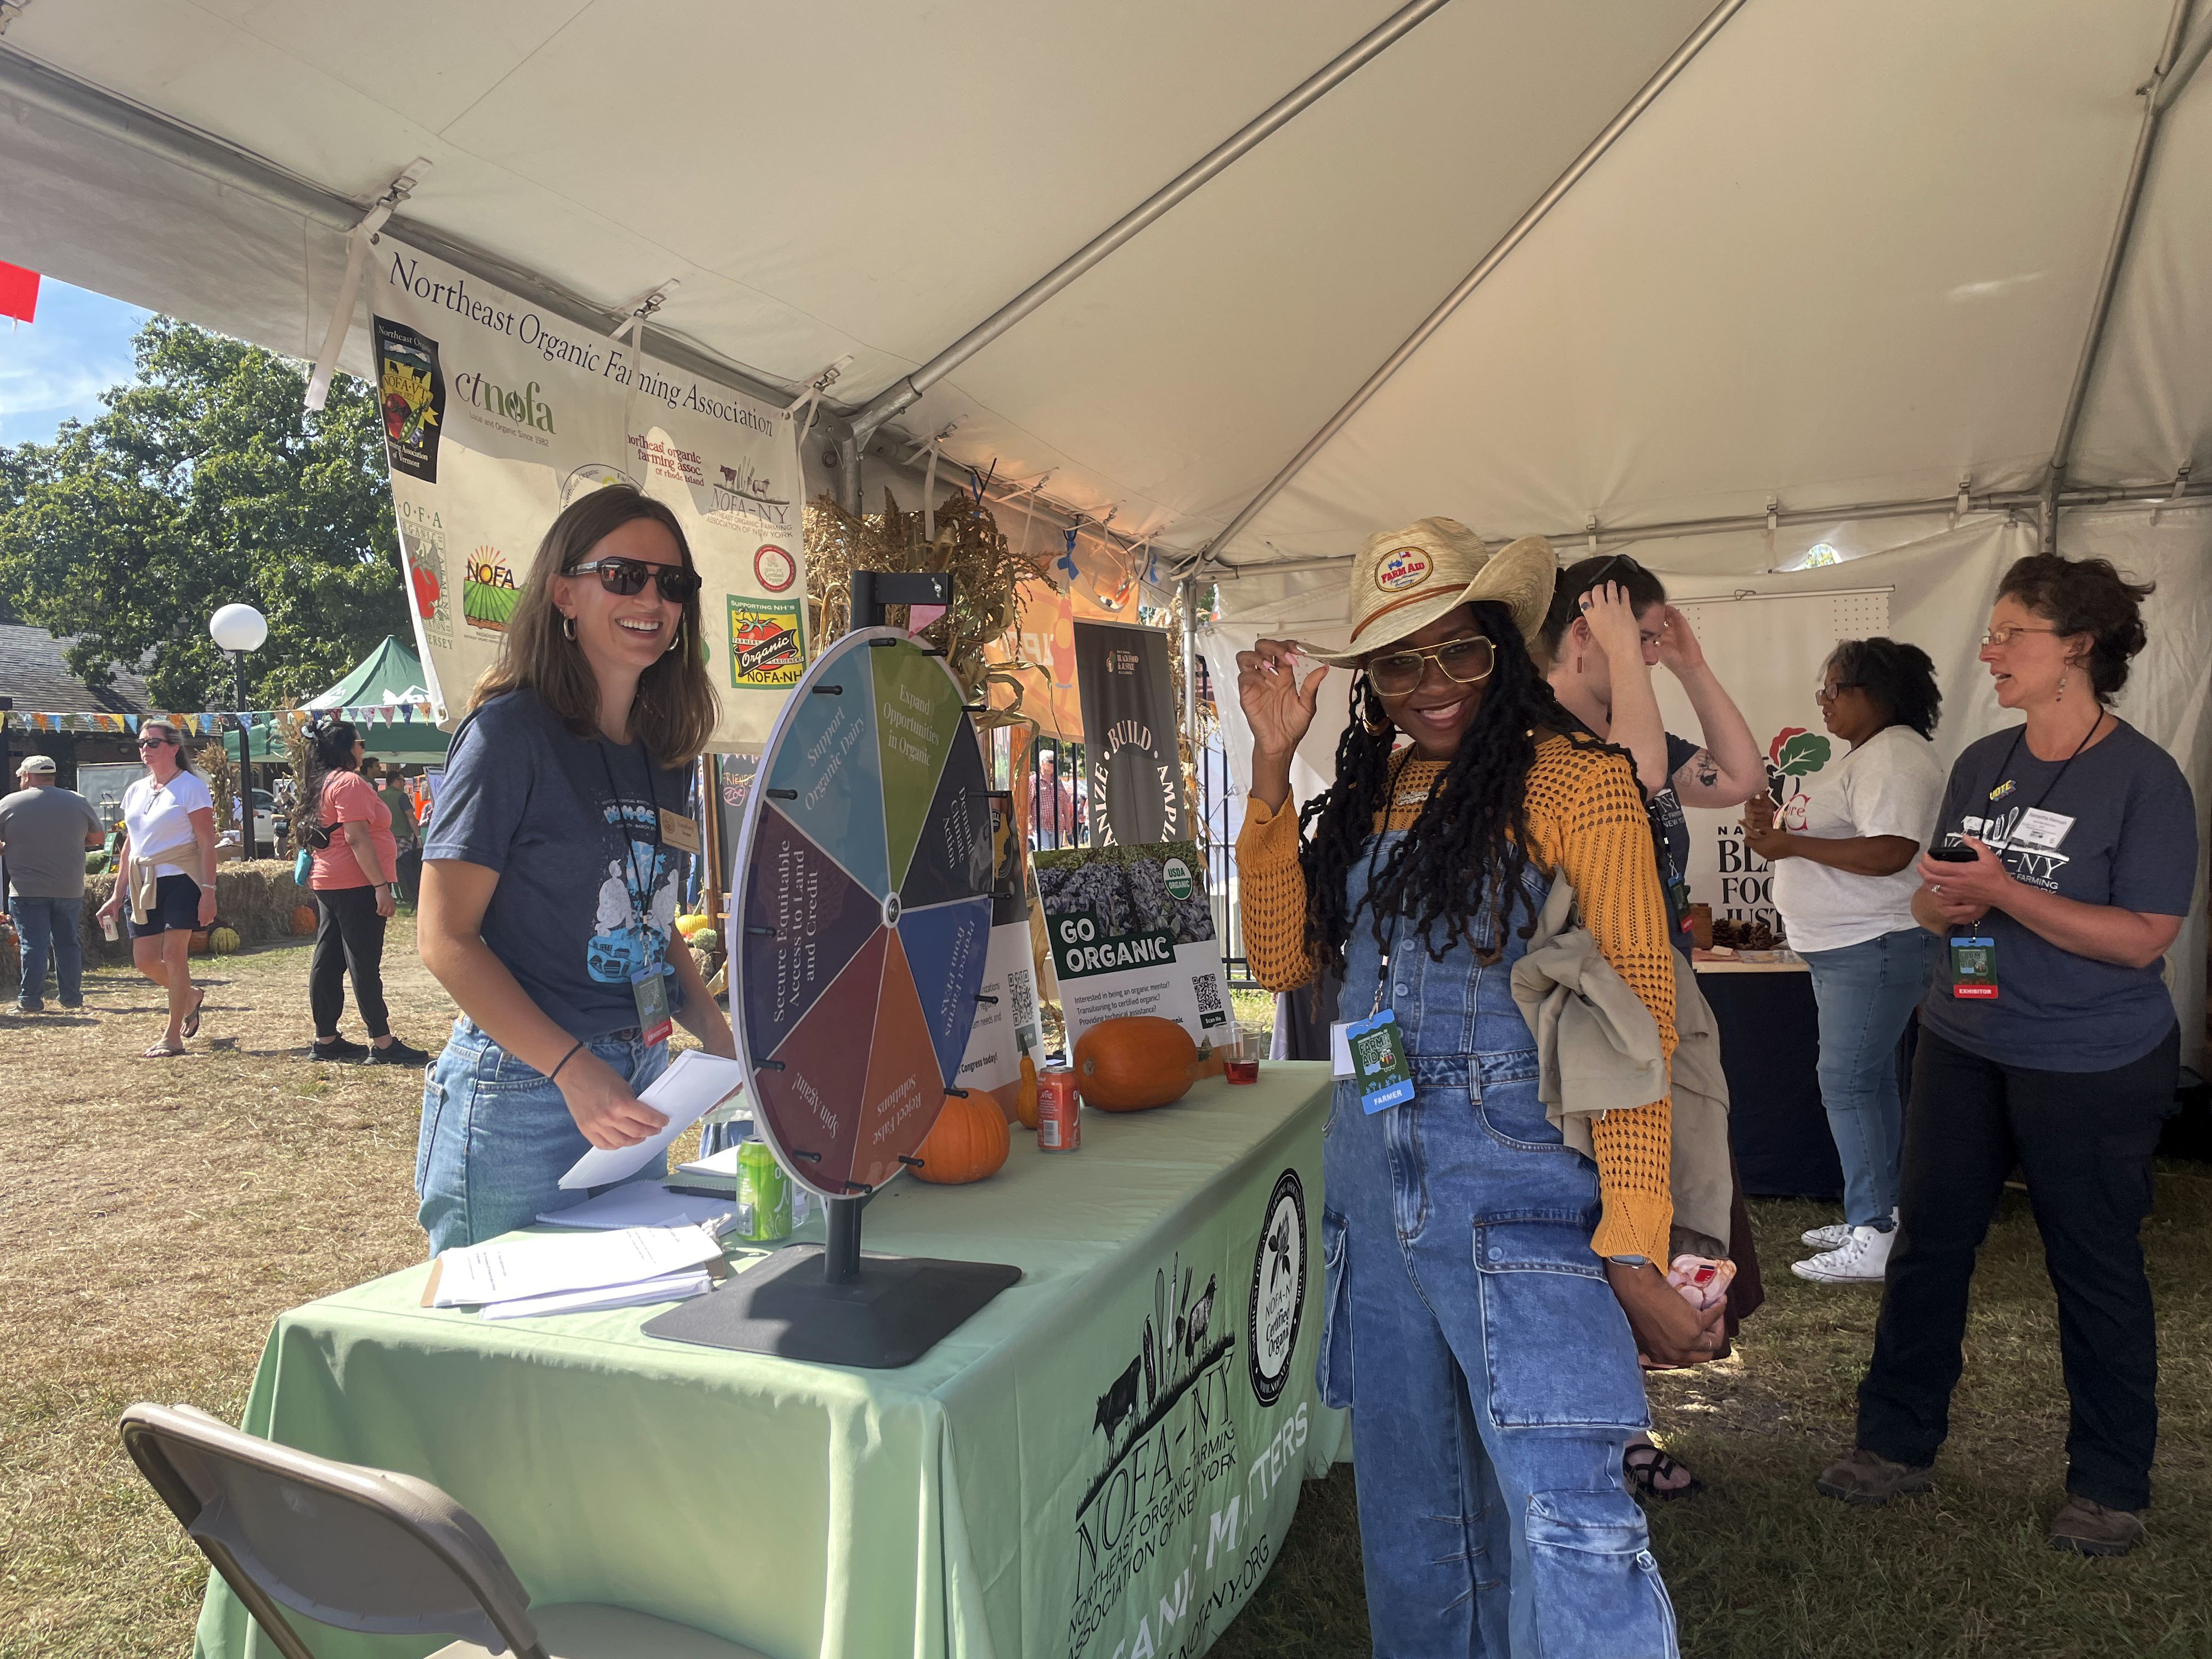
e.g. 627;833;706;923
1375;545;1432;592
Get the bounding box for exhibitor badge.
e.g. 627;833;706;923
1248;1170;1307;1407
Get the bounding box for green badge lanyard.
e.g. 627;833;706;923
1345;832;1415;1113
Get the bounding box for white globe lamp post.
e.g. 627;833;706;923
209;604;269;859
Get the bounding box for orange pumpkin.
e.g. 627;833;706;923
1075;1016;1201;1112
911;1090;1011;1184
290;904;318;936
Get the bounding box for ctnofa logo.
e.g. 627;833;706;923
1375;545;1432;592
1248;1169;1306;1406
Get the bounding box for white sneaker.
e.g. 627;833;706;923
1792;1224;1895;1284
1802;1207;1897;1251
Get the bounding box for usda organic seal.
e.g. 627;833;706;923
1163;857;1193;901
1248;1169;1307;1407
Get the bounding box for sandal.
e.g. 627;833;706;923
183;988;207;1040
1624;1442;1704;1501
142;1042;187;1059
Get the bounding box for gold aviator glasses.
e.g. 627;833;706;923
1368;636;1495;697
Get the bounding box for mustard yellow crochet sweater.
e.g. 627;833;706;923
1238;737;1675;1260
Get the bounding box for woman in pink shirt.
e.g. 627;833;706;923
302;719;427;1065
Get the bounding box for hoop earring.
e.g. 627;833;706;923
1359;683;1391;737
561;613;576;642
663;620;684;657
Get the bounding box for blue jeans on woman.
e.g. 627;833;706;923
1798;926;1938;1229
416;1017;670;1254
1318;841;1676;1657
9;896;83;1007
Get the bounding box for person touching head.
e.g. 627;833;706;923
414;486;735;1252
1233;518;1708;1655
1819;554;2195;1558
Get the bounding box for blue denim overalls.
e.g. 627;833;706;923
1317;837;1677;1657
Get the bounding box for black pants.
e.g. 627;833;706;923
1857;1022;2178;1511
311;883;390;1040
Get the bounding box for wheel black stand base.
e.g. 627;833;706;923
642;1195;1019;1368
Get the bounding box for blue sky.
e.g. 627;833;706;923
0;275;153;448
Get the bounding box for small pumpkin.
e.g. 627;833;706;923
674;912;714;939
1074;1016;1203;1112
208;925;241;955
691;928;720;953
290;904;318;936
188;928;211;956
911;1090;1011;1184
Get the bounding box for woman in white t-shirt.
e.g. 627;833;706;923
1743;639;1944;1285
95;720;218;1056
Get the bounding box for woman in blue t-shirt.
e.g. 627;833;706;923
1816;554;2197;1559
415;487;736;1251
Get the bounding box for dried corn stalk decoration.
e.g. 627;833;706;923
804;487;1047;729
197;740;238;848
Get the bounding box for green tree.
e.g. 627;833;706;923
0;317;403;709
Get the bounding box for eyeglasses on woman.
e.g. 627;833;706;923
1368;636;1495;696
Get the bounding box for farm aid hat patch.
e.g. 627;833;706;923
1310;517;1558;665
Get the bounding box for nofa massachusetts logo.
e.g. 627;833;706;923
1375;545;1432;592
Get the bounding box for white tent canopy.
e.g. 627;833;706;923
6;0;2205;571
2;0;2207;1054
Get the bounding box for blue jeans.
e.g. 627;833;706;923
416;1017;671;1254
1800;927;1938;1229
10;896;83;1006
1320;834;1676;1657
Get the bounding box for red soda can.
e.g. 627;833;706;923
1037;1066;1082;1151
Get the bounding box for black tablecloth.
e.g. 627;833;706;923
1699;968;1844;1200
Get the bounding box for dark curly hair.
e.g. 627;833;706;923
1296;602;1605;974
298;719;360;845
1825;637;1942;739
1995;553;2154;706
1539;554;1669;657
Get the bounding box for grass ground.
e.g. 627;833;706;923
5;947;2207;1656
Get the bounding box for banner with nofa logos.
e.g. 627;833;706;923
371;240;807;747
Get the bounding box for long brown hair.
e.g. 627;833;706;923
468;487;716;765
141;720;198;775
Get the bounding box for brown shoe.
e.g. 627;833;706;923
1815;1447;1934;1505
2049;1494;2144;1557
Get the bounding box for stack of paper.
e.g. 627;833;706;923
537;1183;738;1232
425;1223;727;1322
557;1051;749;1190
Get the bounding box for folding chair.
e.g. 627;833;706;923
119;1402;770;1658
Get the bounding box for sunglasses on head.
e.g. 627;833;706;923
563;556;699;604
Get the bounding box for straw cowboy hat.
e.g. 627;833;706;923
1309;518;1557;665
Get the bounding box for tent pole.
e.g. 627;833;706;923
843;0;1456;447
1193;0;1748;568
2040;0;2197;552
1199;481;2212;581
1180;578;1200;758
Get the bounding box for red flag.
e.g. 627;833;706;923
0;262;38;324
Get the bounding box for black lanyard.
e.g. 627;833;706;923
1982;714;2103;837
595;738;663;931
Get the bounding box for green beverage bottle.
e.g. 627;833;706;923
736;1137;792;1243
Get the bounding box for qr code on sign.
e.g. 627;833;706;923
1008;968;1039;1043
1192;973;1228;1029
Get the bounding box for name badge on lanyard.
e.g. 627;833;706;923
1344;1008;1415;1113
632;963;674;1046
1949;934;1998;1000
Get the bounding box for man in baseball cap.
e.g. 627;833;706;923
0;755;104;1011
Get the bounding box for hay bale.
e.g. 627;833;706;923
76;861;314;966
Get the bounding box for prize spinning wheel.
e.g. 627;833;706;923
734;627;995;1197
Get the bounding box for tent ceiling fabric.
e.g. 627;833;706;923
1;0;2207;575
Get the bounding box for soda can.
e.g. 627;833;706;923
1037;1066;1081;1152
735;1136;793;1242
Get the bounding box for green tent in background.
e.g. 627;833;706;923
248;636;451;765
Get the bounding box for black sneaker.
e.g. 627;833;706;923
16;1000;44;1013
311;1035;370;1062
366;1037;431;1068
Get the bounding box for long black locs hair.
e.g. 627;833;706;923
1294;601;1584;975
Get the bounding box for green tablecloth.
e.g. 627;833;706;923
195;1063;1345;1659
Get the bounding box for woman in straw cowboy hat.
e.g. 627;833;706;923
1234;518;1716;1657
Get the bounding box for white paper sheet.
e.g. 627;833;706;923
557;1051;749;1190
478;1267;712;1321
431;1224;725;1307
675;1144;744;1179
536;1184;740;1232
